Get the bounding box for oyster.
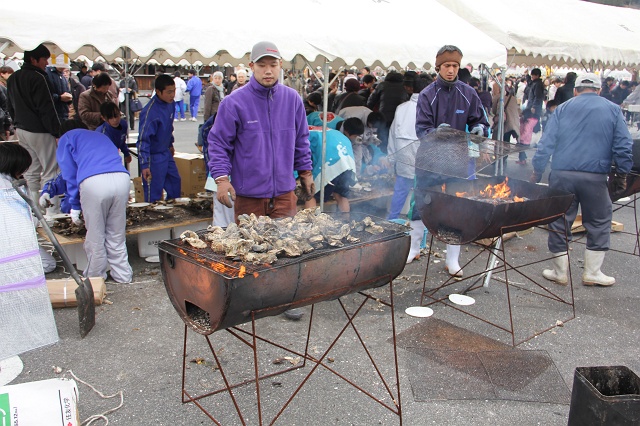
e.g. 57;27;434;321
180;230;208;249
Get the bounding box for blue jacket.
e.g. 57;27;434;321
208;76;312;199
186;75;203;97
42;173;71;213
137;96;175;170
308;127;355;192
96;119;130;157
532;93;632;175
415;78;489;139
57;129;128;210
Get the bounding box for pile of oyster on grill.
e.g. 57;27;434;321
181;208;385;264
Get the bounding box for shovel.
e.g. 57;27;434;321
12;180;96;338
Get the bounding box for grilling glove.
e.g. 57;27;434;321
529;170;543;184
215;176;236;208
610;173;627;199
470;125;484;136
70;209;83;226
298;170;316;202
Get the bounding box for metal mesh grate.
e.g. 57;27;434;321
394;128;532;179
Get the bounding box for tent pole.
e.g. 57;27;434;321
319;59;330;212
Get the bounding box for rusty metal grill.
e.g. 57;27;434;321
159;212;410;334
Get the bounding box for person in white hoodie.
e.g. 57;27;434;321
387;74;432;263
173;71;187;121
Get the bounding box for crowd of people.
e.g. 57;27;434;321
0;41;636;312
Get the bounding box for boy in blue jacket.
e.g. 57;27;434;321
185;69;202;122
137;75;181;202
96;101;132;167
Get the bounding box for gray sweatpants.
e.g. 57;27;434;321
80;172;133;282
16;129;59;194
548;170;612;253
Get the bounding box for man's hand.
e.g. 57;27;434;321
124;155;132;164
70;209;83;226
530;170;543;184
470;125;484;136
298;170;315;202
39;192;52;209
611;173;628;199
142;168;152;183
169;146;175;156
215;177;236;208
60;92;73;103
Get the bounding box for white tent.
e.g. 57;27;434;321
1;0;506;69
436;0;640;69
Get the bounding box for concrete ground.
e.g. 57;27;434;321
5;119;640;425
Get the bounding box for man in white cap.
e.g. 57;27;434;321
531;73;633;287
208;40;314;320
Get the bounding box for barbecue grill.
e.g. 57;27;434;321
417;176;575;245
159;212;409;334
159;212;409;424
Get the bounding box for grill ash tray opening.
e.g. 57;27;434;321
417;176;574;245
158;212;410;334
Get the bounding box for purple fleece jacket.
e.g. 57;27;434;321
208;76;312;198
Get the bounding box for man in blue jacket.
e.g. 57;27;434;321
137;74;181;202
414;45;489;278
185;69;202;122
208;41;314;222
531;73;633;287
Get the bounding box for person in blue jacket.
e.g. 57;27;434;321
185;69;202;122
96;101;132;167
531;73;633;287
415;45;489;278
56;119;132;283
39;173;71;214
137;74;181;202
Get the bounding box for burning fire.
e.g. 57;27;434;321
447;178;525;203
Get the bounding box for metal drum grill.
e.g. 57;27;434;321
159;212;409;334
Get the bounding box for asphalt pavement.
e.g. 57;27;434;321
5;119;640;425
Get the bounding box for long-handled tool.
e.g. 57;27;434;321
12;179;95;338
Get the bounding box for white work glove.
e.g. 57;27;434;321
70;209;83;226
470;125;484;136
437;123;450;129
39;192;51;209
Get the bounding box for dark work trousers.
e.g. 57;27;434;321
547;170;612;253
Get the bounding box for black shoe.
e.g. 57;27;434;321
283;308;304;320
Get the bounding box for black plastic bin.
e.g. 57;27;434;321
568;366;640;426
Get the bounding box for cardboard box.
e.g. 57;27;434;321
0;378;79;425
133;176;145;202
46;276;107;308
174;152;207;198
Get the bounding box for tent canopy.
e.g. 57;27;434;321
1;0;506;70
437;0;640;69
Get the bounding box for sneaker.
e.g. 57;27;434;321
191;117;197;122
174;118;178;122
283;308;304;320
180;118;186;122
515;160;527;165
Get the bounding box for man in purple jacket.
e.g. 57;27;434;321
208;41;314;222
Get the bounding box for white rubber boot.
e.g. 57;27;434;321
445;244;463;277
406;220;425;264
542;252;569;285
582;249;615;286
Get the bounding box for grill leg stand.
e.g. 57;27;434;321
420;215;576;346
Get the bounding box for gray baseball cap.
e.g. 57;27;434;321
574;73;602;89
250;41;282;62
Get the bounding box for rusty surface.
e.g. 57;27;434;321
159;212;409;334
417;176;574;244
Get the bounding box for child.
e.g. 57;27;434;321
57;119;133;283
95;101;132;167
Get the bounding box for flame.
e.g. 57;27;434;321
442;183;446;193
480;177;511;199
239;265;246;278
455;192;468;198
514;196;525;203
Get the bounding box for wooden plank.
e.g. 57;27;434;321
572;215;624;234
